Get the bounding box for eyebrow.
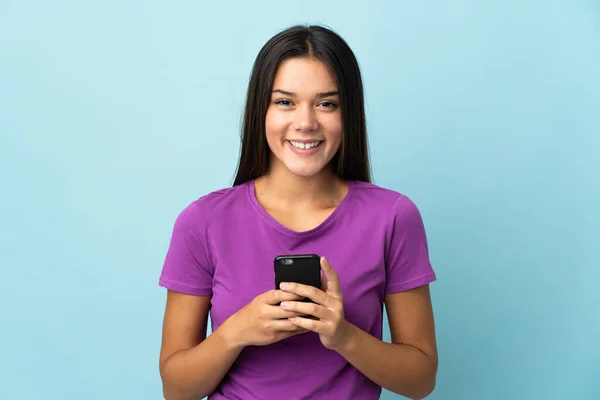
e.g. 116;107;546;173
272;89;339;98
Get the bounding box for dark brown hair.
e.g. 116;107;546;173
233;25;371;186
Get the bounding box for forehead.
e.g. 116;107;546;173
272;58;337;93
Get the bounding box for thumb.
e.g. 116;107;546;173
320;270;328;292
320;256;341;294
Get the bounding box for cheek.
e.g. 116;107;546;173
324;116;343;148
265;109;289;133
328;135;343;156
264;111;280;149
330;129;343;143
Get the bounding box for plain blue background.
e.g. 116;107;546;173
1;1;599;399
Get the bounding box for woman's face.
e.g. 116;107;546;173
265;57;342;179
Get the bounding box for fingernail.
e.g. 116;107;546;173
280;282;289;289
280;301;290;308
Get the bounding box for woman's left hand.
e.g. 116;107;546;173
279;256;353;351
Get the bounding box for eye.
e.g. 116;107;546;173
274;99;293;107
318;101;338;110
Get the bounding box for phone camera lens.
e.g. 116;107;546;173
281;259;293;265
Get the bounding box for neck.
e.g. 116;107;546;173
255;165;345;209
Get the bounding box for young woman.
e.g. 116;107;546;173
158;25;438;400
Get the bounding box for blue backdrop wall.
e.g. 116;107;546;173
1;1;599;399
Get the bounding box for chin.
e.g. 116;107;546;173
284;163;327;179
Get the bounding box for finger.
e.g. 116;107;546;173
269;319;307;332
280;301;332;320
263;290;304;305
288;316;327;334
289;328;309;336
320;257;341;294
280;282;328;305
278;328;310;340
264;304;306;320
320;270;328;292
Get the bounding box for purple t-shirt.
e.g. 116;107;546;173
159;180;436;400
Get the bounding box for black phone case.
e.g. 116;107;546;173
274;254;321;303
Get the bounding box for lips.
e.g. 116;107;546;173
286;140;323;155
288;140;323;150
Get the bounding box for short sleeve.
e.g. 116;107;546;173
158;202;213;296
385;196;436;294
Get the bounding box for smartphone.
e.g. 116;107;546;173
274;254;322;303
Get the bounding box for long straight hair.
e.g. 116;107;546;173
233;25;371;186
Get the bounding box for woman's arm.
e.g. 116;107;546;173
159;289;309;400
159;291;243;400
282;257;438;400
335;285;438;399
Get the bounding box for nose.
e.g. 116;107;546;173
293;105;318;133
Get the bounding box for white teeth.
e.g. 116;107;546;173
289;141;321;150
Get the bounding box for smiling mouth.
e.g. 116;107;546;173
287;140;323;150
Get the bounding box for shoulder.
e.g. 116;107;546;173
173;182;251;230
348;180;422;221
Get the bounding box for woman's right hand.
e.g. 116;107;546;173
225;290;309;348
